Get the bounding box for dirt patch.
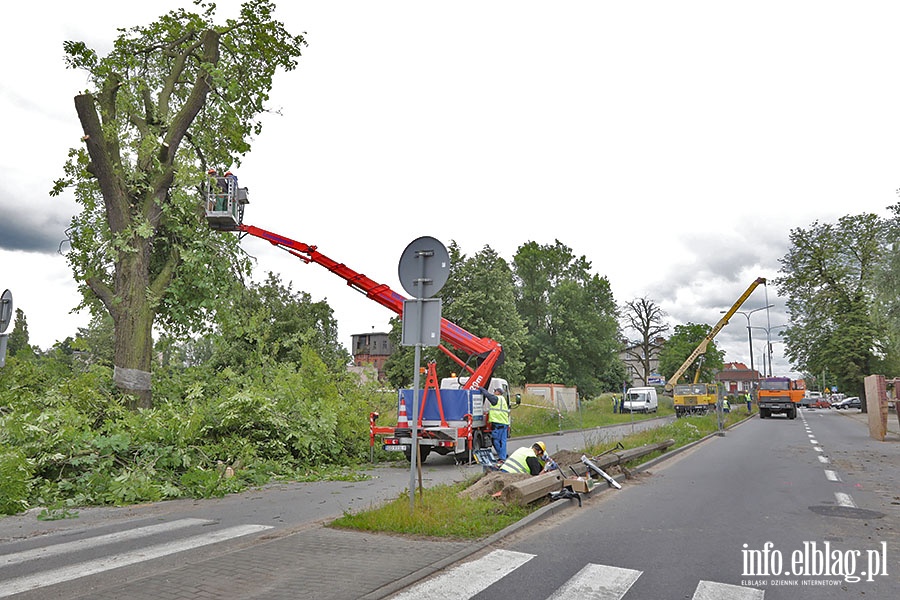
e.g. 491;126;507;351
549;449;584;468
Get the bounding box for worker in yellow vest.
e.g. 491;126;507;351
480;386;510;461
501;441;550;476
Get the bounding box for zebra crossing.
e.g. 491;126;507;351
0;518;271;598
389;549;765;600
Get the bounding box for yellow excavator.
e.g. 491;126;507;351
666;277;767;417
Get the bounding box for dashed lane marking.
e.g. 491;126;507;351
824;470;841;482
835;492;857;508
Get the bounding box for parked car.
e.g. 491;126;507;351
833;396;861;410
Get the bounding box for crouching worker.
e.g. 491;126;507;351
500;441;554;476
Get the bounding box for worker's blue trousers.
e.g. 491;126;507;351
492;424;508;461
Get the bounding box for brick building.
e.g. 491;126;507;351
715;361;761;395
351;332;393;381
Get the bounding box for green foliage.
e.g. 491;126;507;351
514;240;623;396
776;209;896;396
0;344;377;515
439;242;527;383
211;272;350;372
658;323;724;386
7;308;34;357
72;313;115;367
0;447;33;514
53;1;307;404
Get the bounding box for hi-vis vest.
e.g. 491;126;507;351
489;393;510;425
500;446;545;474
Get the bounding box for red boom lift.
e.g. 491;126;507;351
205;176;507;462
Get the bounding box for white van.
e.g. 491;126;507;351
623;387;659;413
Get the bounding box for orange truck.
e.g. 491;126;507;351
757;377;805;420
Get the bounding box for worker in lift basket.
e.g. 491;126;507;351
500;441;554;476
479;386;510;462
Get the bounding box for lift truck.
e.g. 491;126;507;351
205;175;509;463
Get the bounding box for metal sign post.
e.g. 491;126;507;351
398;237;449;511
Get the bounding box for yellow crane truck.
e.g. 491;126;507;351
666;277;767;417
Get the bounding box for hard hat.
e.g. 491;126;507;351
533;441;546;454
225;171;233;176
494;387;503;393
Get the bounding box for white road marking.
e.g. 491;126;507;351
807;434;814;438
809;439;818;444
818;455;829;464
824;470;841;482
692;580;765;599
0;524;271;598
0;518;214;567
835;492;857;508
390;549;533;600
813;446;823;452
547;563;642;600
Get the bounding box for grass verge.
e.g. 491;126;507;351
331;410;751;538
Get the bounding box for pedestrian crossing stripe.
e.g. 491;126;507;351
0;518;215;567
548;563;641;599
693;580;764;600
0;524;272;598
389;549;765;600
390;549;534;600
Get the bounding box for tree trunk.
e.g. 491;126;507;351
111;251;155;409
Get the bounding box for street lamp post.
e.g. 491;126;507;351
750;324;787;376
723;305;773;374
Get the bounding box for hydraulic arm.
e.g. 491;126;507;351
238;224;503;389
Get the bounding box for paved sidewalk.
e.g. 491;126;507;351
834;405;900;438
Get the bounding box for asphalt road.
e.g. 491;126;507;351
395;408;900;599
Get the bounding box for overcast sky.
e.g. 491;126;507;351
2;1;898;382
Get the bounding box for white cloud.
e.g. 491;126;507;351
2;1;897;381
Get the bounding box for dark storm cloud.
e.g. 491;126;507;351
0;191;72;254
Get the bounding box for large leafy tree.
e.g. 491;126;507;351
210;272;349;372
659;323;724;386
439;243;526;384
513;240;622;397
52;2;306;407
872;202;900;376
775;211;891;398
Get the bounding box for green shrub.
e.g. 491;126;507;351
0;447;34;515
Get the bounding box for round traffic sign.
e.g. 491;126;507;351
397;237;450;298
0;289;12;333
